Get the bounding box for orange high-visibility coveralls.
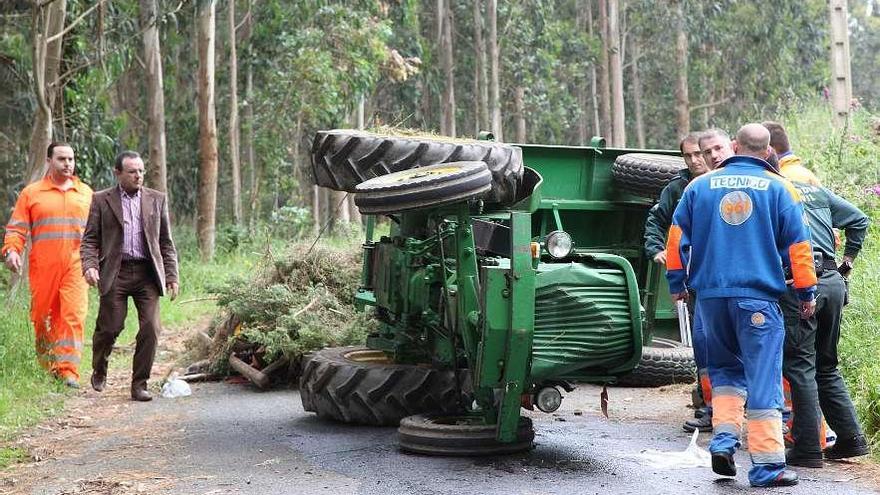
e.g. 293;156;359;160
2;177;93;380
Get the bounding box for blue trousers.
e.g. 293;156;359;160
698;297;786;487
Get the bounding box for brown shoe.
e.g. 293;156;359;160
91;373;106;392
131;388;153;402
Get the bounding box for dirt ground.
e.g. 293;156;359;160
2;323;880;495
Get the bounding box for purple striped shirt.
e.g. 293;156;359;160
120;187;147;260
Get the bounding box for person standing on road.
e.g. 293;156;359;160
763;122;871;467
80;151;179;402
666;123;817;487
2;143;93;388
643;132;715;433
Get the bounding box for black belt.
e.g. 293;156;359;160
785;253;836;279
121;257;149;264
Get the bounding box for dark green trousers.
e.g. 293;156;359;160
780;269;863;456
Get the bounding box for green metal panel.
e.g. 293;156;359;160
529;258;641;380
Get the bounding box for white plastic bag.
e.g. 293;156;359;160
620;429;714;469
161;375;192;398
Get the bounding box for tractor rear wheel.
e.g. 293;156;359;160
310;129;524;204
615;338;696;387
299;346;467;426
612;153;686;199
398;414;534;456
354;161;492;214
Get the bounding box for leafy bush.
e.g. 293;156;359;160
211;241;374;367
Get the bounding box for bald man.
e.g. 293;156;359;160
666;123;817;487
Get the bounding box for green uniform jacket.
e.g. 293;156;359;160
789;182;869;259
644;168;692;258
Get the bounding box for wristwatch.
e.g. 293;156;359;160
838;260;853;278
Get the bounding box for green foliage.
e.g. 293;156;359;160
212;241;374;364
0;446;28;469
783;105;880;450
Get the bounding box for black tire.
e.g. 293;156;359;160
299;346;466;426
398;414;534;456
612;153;686;199
354;161;492;214
615;338;696;387
310;129;524;204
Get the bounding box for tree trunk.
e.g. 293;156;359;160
608;0;625;147
312;184;321;237
27;0;67;184
829;0;852;127
631;41;645;148
227;0;242;225
140;0;168;193
197;0;219;260
244;0;258;230
588;1;600;140
597;0;612;140
576;0;588;144
440;0;455;136
514;86;526;143
473;0;489;132
674;0;690;136
349;96;364;226
488;0;502;141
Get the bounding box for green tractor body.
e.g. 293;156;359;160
303;131;685;452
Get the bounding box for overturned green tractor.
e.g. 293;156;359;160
300;130;694;455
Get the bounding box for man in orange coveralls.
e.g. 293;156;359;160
2;143;93;388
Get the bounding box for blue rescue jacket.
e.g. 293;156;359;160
665;155;818;302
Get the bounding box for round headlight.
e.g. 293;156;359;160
545;230;573;259
535;386;563;413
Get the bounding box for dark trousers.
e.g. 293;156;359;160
92;260;162;391
780;269;863;456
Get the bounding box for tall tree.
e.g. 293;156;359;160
596;0;612;139
488;0;502;140
473;0;489;132
514;86;526;142
197;0;219;260
440;0;455;136
27;0;67;183
140;0;168;193
228;0;242;224
673;0;690;136
631;41;646;148
829;0;853;127
608;0;625;146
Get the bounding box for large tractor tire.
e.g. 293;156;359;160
399;414;534;456
615;338;696;387
299;346;467;426
310;129;524;205
612;153;685;199
354;161;492;214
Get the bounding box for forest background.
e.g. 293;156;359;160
1;0;880;455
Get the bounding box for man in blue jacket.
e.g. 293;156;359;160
666;123;817;487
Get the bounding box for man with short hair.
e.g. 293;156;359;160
643;133;714;433
762;121;821;186
763;122;871;467
666;123;817;487
81;151;179;401
3;143;93;387
699;128;735;169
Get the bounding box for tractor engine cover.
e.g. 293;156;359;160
529;260;641;379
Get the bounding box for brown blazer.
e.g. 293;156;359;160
81;186;179;296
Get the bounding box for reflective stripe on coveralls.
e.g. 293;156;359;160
2;177;92;380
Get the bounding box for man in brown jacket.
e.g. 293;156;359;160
81;151;179;401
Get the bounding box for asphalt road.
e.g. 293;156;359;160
6;381;878;495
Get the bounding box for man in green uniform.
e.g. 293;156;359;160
644;132;713;432
770;125;871;467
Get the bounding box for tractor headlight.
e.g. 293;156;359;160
535;386;563;413
545;230;574;259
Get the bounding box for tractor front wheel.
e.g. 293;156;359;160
398;414;534;456
299;346;467;426
612;153;686;199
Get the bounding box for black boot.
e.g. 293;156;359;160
757;470;799;487
824;434;870;460
711;452;736;477
785;448;823;468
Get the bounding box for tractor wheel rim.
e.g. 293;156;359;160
343;349;393;364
